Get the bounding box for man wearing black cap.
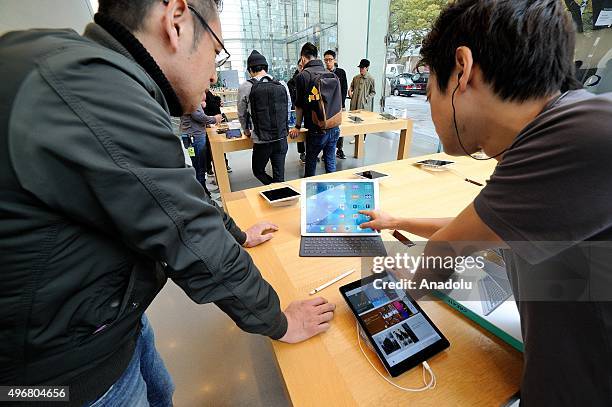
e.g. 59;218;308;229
238;50;292;185
349;58;376;143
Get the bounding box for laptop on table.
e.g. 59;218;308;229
299;180;387;257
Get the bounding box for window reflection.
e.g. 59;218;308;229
568;0;612;94
218;0;338;85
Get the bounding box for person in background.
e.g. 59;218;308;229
202;89;232;175
238;50;291;185
180;93;222;192
323;49;348;159
289;42;341;177
0;0;336;405
359;1;612;405
288;58;308;163
348;58;376;143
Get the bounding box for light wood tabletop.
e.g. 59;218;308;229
225;153;523;406
207;110;414;205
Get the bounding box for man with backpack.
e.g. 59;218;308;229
323;50;348;159
238;50;292;185
289;43;343;177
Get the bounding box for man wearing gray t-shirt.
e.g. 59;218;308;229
358;1;612;406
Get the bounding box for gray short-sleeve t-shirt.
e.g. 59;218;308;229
474;89;612;406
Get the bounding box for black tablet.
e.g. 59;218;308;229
340;272;450;377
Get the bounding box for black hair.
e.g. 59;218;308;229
420;0;577;101
324;50;336;59
249;64;268;74
300;42;318;59
99;0;221;41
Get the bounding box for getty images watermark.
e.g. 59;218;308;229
370;252;486;291
361;241;612;302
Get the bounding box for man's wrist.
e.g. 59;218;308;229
239;230;249;247
294;125;301;130
271;312;289;340
389;216;402;230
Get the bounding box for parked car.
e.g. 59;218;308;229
410;72;429;95
391;74;420;96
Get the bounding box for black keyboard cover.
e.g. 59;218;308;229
300;236;387;257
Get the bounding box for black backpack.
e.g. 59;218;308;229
248;76;289;142
304;67;343;130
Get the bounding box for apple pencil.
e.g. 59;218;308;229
309;269;356;295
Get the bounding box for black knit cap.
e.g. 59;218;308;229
247;50;268;68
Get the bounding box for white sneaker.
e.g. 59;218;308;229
349;139;356;144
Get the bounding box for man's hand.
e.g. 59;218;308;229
243;221;279;248
244;129;251;137
289;127;301;139
279;297;336;343
214;114;223;124
359;210;397;232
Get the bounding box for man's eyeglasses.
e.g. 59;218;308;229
187;4;231;68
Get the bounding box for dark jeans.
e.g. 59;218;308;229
191;135;207;185
204;137;228;174
204;137;213;173
252;138;288;185
336;137;344;150
297;141;305;154
304;127;340;177
182;134;210;196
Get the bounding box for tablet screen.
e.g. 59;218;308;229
304;181;376;234
341;273;449;376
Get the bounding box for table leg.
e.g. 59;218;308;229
397;125;414;160
210;140;231;202
354;135;365;159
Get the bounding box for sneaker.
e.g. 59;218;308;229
299;153;306;164
207;170;214;176
349;139;356;144
336;150;346;159
226;165;232;173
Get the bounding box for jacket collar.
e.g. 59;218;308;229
304;59;324;69
83;14;183;117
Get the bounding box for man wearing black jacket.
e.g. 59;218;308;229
0;0;335;405
324;50;348;159
287;58;307;163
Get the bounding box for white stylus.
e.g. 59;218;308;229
309;269;356;295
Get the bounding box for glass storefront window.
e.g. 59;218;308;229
218;0;338;86
569;0;612;95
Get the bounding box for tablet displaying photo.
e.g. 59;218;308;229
340;272;450;377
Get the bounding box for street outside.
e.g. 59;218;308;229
384;94;440;149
